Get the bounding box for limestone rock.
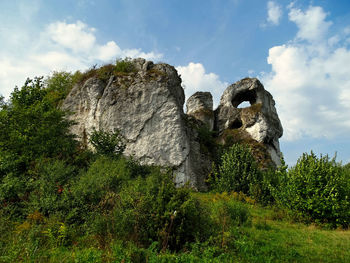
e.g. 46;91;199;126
186;92;214;131
62;59;210;190
215;78;283;166
62;59;283;189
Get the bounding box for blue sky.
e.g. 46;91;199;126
1;0;350;166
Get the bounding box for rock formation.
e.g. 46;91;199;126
215;78;283;166
62;59;283;189
186;92;214;131
62;58;210;190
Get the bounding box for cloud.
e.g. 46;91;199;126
267;1;283;26
0;20;162;98
47;21;96;53
288;5;332;42
176;62;228;108
262;5;350;141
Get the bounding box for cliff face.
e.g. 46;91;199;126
62;59;283;189
62;58;210;190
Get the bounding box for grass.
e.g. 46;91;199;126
194;192;350;263
240;203;350;263
1;192;349;262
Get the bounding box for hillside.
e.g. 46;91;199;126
0;59;349;262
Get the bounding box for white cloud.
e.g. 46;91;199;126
262;5;350;141
176;62;228;108
288;5;332;42
0;20;162;98
47;21;96;53
267;1;283;25
96;41;122;61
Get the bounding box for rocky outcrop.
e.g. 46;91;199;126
62;59;283;189
186;92;214;131
215;78;283;166
62;58;210;190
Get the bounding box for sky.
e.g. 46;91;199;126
1;0;350;166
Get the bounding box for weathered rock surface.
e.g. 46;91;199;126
62;58;210;190
62;59;283;189
186;92;214;131
215;78;283;166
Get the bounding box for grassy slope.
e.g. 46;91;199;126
239;205;350;263
1;193;349;263
195;193;350;263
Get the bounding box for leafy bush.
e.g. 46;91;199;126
209;144;261;195
114;58;136;73
110;170;211;251
273;152;350;228
28;159;78;217
71;156;130;207
89;128;125;157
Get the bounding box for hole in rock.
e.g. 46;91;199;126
232;90;257;108
237;101;251;108
230;119;243;129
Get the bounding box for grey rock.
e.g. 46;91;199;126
216;78;283;166
62;59;210;190
186;92;214;131
62;59;283;189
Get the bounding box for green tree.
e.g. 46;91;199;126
45;71;75;106
0;77;79;211
274;152;350;228
0;95;4;108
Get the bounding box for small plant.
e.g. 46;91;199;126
114;58;136;73
89;128;125;157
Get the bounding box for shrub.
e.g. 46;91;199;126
71;156;131;207
112;170;211;251
114;58;136;73
28;159;78;217
208;144;261;196
273;152;350;228
89;128;125;157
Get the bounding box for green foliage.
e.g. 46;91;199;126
45;71;75;106
2;71;350;262
273;152;350;228
209;144;261;195
71;156;130;207
0;77;83;219
28;159;78;217
114;58;136;73
89;128;125;157
208;143;281;205
0;77;77;175
208;194;251;249
72;58;137;85
0;95;5;108
111;170;211;251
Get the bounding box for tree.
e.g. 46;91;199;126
0;77;79;209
